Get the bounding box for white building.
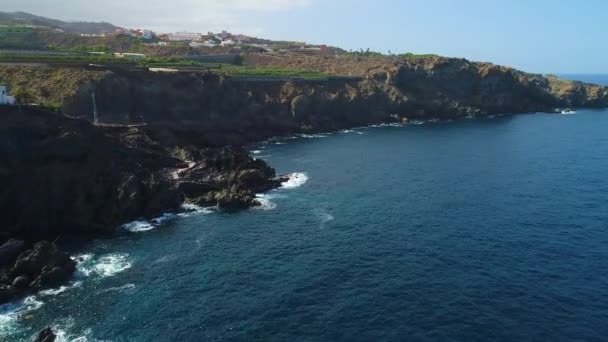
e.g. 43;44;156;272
189;40;217;48
168;32;203;41
221;39;242;47
0;86;15;105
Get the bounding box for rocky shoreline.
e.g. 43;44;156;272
0;105;287;306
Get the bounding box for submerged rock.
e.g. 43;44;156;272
34;327;56;342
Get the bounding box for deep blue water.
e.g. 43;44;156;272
3;108;608;341
559;74;608;85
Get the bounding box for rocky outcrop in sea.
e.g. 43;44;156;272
0;106;283;304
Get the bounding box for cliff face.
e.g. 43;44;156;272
0;58;606;133
64;70;403;135
0;106;281;241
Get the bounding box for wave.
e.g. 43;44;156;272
39;281;82;297
51;317;93;342
409;120;426;125
122;211;182;233
77;253;132;278
0;296;44;336
98;283;136;295
281;173;309;189
122;220;155;232
179;203;214;217
251;150;263;154
255;193;278;210
299;133;329;139
150;213;177;225
315;209;335;229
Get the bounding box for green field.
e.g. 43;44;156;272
0;54;331;79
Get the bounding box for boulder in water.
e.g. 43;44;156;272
34;327;56;342
9;241;76;290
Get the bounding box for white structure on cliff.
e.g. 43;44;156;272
0;86;15;105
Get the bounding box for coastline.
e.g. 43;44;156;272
1;106;607;340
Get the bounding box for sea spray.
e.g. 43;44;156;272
281;173;309;189
77;253;132;278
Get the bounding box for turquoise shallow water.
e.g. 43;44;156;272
3;107;608;341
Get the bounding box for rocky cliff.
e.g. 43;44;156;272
0;56;607;304
0;105;284;303
1;56;605;133
0;105;282;241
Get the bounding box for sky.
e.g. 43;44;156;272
3;0;607;73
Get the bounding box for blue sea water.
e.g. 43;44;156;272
559;74;608;85
3;108;608;341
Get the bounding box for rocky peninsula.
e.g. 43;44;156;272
0;105;283;304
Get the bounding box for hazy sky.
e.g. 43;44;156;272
4;0;607;73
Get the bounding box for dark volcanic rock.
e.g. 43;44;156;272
0;106;185;239
34;327;56;342
0;241;76;304
9;241;76;289
0;239;26;266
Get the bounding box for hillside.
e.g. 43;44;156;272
0;56;605;128
0;11;120;34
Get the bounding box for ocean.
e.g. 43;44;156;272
2;79;608;341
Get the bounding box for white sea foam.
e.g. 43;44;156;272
255;193;278;210
39;281;82;297
179;203;214;217
409;120;426;125
78;253;132;278
251;150;263;154
0;296;44;336
52;317;93;342
122;220;155;232
315;209;335;229
299;133;329;139
281;173;309;189
151;213;177;225
99;283;136;294
122;211;182;232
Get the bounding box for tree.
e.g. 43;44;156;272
11;87;34;111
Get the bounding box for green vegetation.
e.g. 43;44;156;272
0;26;33;34
341;49;439;59
215;65;328;79
398;52;439;59
0;53;132;64
342;49;386;57
11;86;34;106
0;53;330;79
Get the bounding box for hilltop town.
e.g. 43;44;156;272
0;11;342;59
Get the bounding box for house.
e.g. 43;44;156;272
0;86;15;105
129;29;155;39
168;32;203;41
190;40;218;48
221;39;242;47
140;30;154;39
218;30;231;39
113;53;146;60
